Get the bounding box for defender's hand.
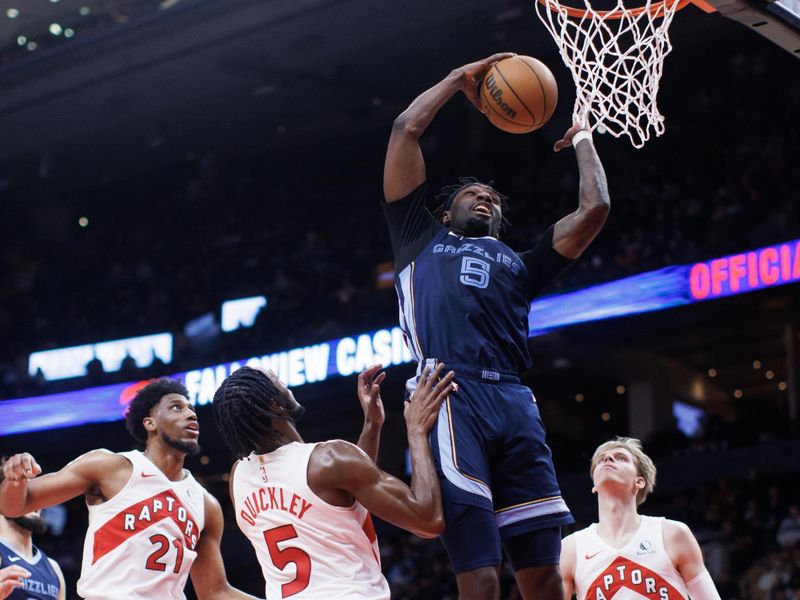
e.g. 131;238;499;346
357;364;386;428
404;364;455;436
452;52;517;112
2;453;42;487
554;122;590;152
0;565;31;599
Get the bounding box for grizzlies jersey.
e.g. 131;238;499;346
0;540;60;600
383;182;572;373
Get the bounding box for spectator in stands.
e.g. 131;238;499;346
777;506;800;550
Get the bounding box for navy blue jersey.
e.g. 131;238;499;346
383;182;572;373
0;540;60;600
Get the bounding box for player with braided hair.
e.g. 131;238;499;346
213;363;454;600
212;366;306;459
0;379;261;600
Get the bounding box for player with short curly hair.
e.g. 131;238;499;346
125;379;194;449
0;380;259;600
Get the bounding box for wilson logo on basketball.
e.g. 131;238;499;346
484;74;517;119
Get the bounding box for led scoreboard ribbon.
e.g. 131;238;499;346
688;242;800;300
2;238;798;436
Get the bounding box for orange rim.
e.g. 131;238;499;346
537;0;694;20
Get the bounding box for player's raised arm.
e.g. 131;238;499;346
355;365;386;463
664;519;722;600
310;365;454;538
0;450;122;517
551;124;611;259
383;53;514;202
190;492;262;600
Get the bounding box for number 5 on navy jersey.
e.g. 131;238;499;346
459;257;491;289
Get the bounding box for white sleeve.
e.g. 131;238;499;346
686;570;721;600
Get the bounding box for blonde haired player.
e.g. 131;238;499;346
560;438;720;600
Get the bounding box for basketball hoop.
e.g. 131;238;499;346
534;0;708;147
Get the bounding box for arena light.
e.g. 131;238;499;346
28;333;173;381
3;237;798;436
220;296;267;333
673;400;706;437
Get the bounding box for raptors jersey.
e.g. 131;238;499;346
573;516;689;600
232;442;390;600
77;450;206;600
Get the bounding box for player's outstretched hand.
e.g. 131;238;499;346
0;565;31;599
554;122;589;152
1;453;42;487
452;53;516;113
357;364;386;428
404;364;455;436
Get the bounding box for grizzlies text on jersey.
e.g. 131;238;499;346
0;540;60;600
383;182;572;374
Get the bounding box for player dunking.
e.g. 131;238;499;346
0;468;65;600
382;53;610;600
0;379;260;600
561;438;721;599
212;363;453;599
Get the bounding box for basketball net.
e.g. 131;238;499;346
534;0;688;148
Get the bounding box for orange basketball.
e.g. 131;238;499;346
479;55;558;134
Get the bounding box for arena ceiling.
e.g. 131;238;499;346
0;0;775;190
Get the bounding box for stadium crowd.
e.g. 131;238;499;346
0;46;797;400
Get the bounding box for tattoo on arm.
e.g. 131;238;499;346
552;140;610;259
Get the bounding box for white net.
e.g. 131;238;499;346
534;0;684;148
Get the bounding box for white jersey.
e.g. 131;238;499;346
232;442;390;600
77;450;206;600
573;515;689;600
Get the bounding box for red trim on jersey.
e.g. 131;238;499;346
584;556;686;599
361;514;379;564
361;514;377;544
92;490;199;564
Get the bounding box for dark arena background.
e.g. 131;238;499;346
1;0;799;598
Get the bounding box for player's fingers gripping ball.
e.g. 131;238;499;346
479;55;558;134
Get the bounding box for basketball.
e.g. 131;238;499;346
479;55;558;134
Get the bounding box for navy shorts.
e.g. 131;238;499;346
412;361;574;573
